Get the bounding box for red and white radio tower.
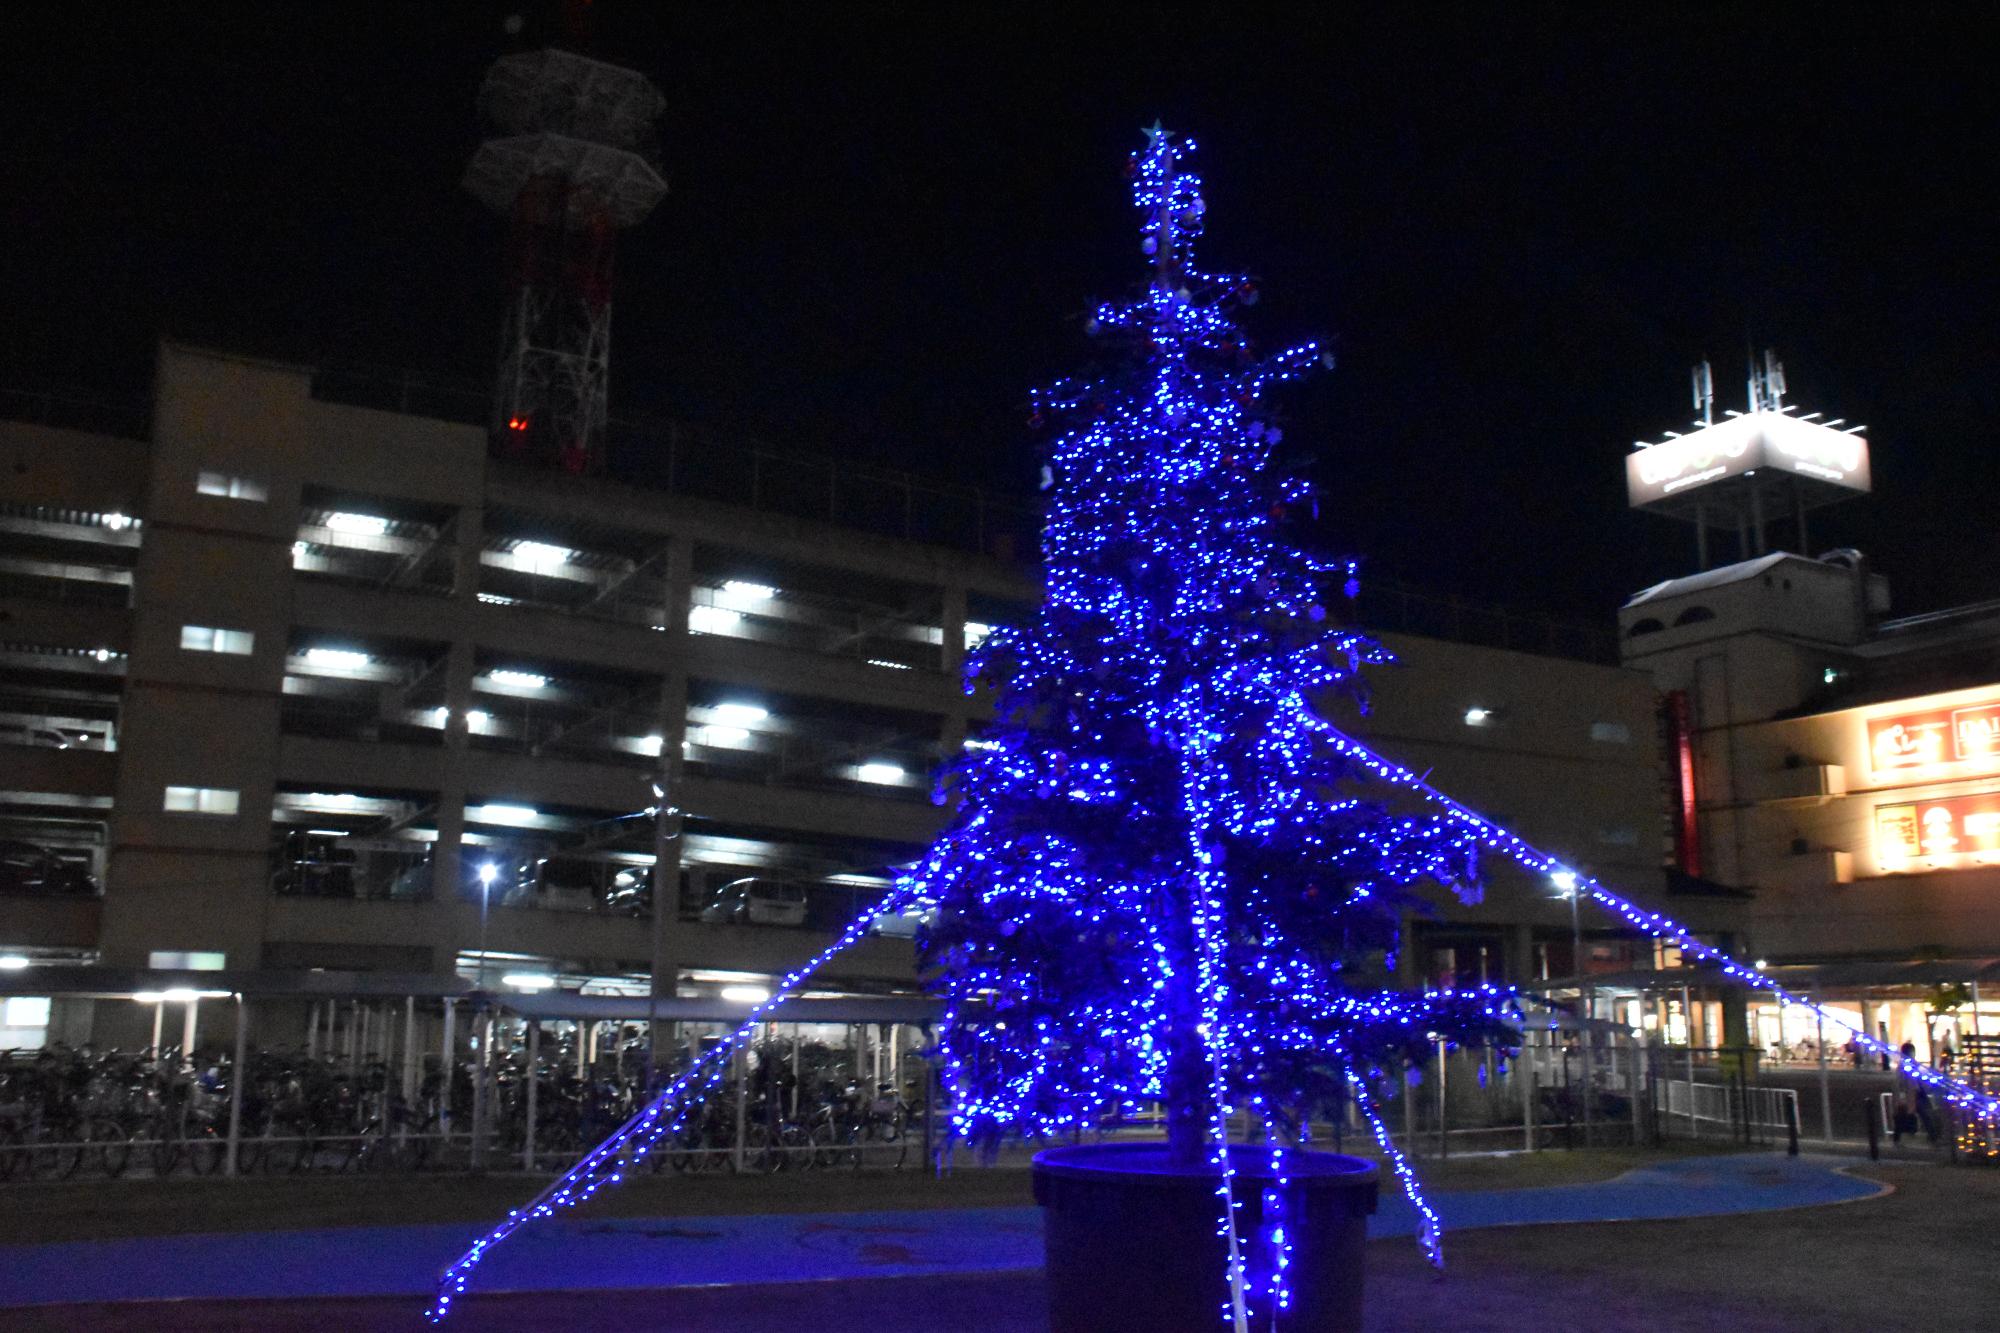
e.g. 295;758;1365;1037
463;40;666;474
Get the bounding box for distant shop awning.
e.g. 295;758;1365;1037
1536;958;2000;997
0;966;473;1001
489;991;942;1026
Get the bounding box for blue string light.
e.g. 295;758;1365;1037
430;121;1981;1328
1311;721;2000;1122
900;125;1514;1329
427;883;918;1321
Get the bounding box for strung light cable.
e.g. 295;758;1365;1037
1339;1048;1444;1268
1312;722;2000;1122
904;124;1509;1330
428;882;919;1321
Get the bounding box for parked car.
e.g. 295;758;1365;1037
699;877;809;928
0;839;99;896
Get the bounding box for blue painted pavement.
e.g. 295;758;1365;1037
0;1153;1882;1308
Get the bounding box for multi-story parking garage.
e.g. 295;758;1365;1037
0;344;1039;1036
0;342;1737;1054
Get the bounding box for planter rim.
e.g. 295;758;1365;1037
1033;1141;1380;1188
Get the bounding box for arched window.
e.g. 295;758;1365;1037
1627;618;1665;638
1672;605;1716;627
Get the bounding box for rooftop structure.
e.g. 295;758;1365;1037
1627;353;1870;569
464;46;667;476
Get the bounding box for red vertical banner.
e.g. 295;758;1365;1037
1665;690;1702;877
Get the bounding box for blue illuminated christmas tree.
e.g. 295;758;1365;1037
434;125;2000;1330
906;126;1511;1185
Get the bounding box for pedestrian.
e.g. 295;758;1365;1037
1915;1087;1938;1143
1892;1098;1918;1145
1939;1039;1956;1074
1900;1039;1918;1069
1844;1035;1861;1069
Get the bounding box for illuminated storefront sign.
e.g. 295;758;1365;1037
1868;701;2000;775
1876;791;2000;873
1625;413;1871;507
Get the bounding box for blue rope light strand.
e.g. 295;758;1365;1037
428;883;919;1321
1341;1051;1444;1268
1313;723;2000;1122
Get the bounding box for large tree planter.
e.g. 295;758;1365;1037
1033;1142;1379;1333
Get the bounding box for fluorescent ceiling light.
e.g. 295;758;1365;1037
489;669;548;689
1463;706;1494;726
0;955;29;971
689;606;743;635
701;725;751;748
713;702;768;725
469;803;539;826
325;512;390;536
964;621;994;644
305;647;370;670
102;512;135;531
719;984;771;1004
720;580;777;600
512;541;570;569
867;659;913;671
466;710;491;728
306;829;349;838
857;762;905;785
503;973;556;991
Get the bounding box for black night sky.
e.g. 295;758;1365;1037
5;6;1997;623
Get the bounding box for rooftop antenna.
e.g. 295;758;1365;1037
1746;346;1787;415
1691;358;1714;427
1762;348;1787;412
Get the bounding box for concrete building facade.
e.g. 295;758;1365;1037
0;344;1714;1048
1620;548;2000;1058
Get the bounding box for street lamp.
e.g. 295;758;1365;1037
477;861;498;987
472;859;499;1173
1551;870;1584;1019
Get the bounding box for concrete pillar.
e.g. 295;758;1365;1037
1504;924;1534;987
433;504;484;907
648;535;694;1067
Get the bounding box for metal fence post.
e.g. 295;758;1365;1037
733;1044;749;1173
225;993;247;1178
522;1019;540;1172
1523;1030;1538;1152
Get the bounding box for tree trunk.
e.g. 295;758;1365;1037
1164;1017;1212;1168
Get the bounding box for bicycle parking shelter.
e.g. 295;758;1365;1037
0;967;944;1180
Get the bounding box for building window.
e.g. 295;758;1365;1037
196;471;268;502
1672;605;1716;627
147;950;227;970
163;785;240;816
180;625;255;655
1626;618;1664;638
1589;721;1632;744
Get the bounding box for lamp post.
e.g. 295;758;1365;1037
1553;869;1593;1146
477;861;497;987
472;859;497;1172
1551;871;1584;1018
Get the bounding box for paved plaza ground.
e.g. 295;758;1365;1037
0;1147;1987;1331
